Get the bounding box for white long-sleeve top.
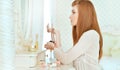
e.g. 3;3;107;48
54;30;101;70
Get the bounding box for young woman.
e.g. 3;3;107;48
45;0;103;70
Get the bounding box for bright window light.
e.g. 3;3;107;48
42;0;51;50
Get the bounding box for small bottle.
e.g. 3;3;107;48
35;34;39;50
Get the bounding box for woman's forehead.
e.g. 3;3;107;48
72;5;78;11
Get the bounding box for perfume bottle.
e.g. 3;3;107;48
28;34;38;52
35;34;39;50
46;23;56;67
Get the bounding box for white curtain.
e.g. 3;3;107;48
0;0;15;70
15;0;31;52
15;0;44;52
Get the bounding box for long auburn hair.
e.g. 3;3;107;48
72;0;103;60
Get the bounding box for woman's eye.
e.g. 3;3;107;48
72;12;75;14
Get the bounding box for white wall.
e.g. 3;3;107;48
92;0;120;35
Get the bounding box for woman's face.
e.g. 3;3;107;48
69;5;79;26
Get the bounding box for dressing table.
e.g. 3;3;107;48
15;50;75;70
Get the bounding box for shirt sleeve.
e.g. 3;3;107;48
54;30;99;64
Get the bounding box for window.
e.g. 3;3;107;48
42;0;51;50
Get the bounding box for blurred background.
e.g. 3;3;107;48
0;0;120;70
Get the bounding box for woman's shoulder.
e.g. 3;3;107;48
84;30;99;37
76;30;100;46
81;30;99;40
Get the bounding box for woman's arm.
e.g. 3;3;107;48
54;30;99;64
54;30;61;48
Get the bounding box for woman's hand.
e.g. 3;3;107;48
46;24;61;48
47;24;59;34
44;41;56;50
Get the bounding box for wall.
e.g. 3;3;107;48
92;0;120;34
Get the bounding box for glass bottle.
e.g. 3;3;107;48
35;34;39;50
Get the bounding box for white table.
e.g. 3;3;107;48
35;63;75;70
15;51;39;68
16;63;75;70
15;51;75;70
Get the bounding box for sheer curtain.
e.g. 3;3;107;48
0;0;15;70
15;0;44;52
15;0;32;52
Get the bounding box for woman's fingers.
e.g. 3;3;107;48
47;28;55;33
47;24;55;33
47;24;50;32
